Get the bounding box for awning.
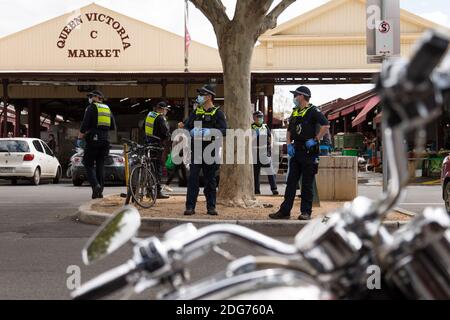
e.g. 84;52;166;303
351;96;381;127
328;112;341;121
374;112;382;124
327;93;377;121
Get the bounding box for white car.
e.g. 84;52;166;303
0;138;62;185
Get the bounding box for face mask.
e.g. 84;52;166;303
293;97;300;107
89;98;94;104
257;117;264;125
196;95;206;106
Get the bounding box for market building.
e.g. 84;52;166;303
0;0;447;165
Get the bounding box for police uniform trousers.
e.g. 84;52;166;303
186;160;218;210
280;147;318;216
82;140;110;190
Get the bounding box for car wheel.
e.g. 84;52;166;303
11;178;17;185
31;168;41;186
53;167;62;184
445;182;450;214
73;178;84;186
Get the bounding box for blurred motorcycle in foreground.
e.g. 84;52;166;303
72;30;450;300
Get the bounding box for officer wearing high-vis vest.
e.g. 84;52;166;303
182;85;227;216
144;101;171;199
270;86;330;221
252;111;278;195
77;90;116;199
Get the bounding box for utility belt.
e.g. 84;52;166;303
294;140;319;156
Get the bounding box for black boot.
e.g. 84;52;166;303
92;185;102;199
184;209;195;216
269;211;290;220
207;208;218;216
298;213;311;221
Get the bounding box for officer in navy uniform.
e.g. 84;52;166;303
77;90;116;199
182;85;227;216
251;110;278;195
144;101;171;199
270;86;330;220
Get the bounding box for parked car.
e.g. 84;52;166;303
441;155;450;213
70;144;126;186
0;138;62;185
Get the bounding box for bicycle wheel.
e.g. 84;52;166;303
129;165;158;208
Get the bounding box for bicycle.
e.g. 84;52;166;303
122;138;164;209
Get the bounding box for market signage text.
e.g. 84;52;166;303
56;12;132;58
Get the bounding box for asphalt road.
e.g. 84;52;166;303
0;179;445;299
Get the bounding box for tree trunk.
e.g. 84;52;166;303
216;30;258;207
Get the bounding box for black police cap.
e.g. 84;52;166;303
87;90;105;99
253;110;264;117
290;86;311;98
197;84;216;97
156;101;171;109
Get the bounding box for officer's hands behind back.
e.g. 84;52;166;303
76;139;86;150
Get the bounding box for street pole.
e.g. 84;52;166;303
382;114;388;192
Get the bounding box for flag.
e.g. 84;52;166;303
184;0;191;72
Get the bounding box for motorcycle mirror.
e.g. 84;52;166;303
82;206;141;265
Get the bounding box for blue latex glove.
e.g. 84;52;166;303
305;138;318;150
76;139;86;149
190;128;201;137
287;144;295;157
202;128;211;137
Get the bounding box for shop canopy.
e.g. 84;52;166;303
326;91;377;121
351;96;381;127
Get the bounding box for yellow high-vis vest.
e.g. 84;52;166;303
95;103;111;128
195;106;219;117
145;111;161;137
292;104;313;118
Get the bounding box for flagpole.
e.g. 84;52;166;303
184;0;190;118
184;0;189;73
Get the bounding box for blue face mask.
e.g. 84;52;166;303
293;97;300;107
196;95;206;106
257;117;264;125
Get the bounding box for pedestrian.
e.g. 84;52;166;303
181;84;227;216
144;101;171;199
162;133;188;192
269;86;330;220
77;90;116;199
319;129;332;156
251;110;279;195
47;133;57;154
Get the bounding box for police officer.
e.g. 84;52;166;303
182;85;227;216
270;86;330;220
144;101;171;199
252;111;278;195
77;90;116;199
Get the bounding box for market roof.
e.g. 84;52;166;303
0;0;448;75
322;89;379;120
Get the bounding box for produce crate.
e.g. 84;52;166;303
342;149;358;157
334;133;364;150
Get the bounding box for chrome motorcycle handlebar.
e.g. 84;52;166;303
374;29;449;218
162;223;300;262
73;30;450;300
